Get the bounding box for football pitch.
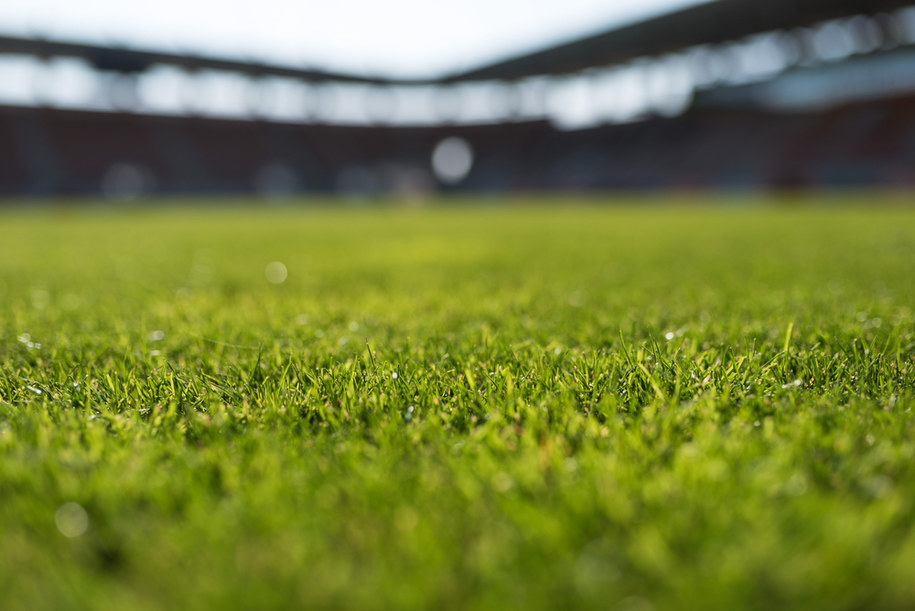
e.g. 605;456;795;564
1;197;914;610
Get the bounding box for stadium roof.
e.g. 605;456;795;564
440;0;915;82
0;35;428;85
2;0;912;85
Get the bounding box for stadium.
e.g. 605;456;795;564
2;0;915;196
1;1;914;610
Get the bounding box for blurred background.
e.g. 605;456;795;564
1;0;914;199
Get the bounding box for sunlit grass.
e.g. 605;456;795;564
1;198;914;610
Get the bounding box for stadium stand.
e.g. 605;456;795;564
1;0;914;197
3;95;913;196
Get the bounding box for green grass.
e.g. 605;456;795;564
1;198;914;610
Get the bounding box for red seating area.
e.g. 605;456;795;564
1;95;913;197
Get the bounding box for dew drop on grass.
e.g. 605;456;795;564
664;332;675;340
55;502;89;538
491;472;514;493
265;261;288;284
17;333;41;349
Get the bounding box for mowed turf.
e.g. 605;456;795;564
1;198;914;610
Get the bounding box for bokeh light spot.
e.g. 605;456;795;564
431;137;474;185
265;261;288;284
55;502;89;538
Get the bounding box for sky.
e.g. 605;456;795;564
0;0;706;78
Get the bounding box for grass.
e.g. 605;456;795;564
1;197;914;610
